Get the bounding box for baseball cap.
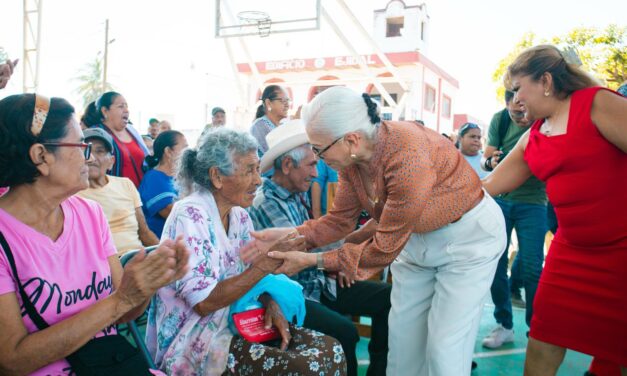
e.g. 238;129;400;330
83;128;114;152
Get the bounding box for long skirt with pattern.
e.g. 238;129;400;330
222;325;347;376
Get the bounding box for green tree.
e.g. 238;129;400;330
492;32;538;102
73;57;114;108
492;25;627;99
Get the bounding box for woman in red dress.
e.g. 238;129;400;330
483;45;627;376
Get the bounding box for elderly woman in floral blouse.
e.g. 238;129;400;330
145;128;346;376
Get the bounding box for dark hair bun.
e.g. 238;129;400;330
145;154;159;168
361;93;381;124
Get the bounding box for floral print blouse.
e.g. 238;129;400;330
145;189;253;376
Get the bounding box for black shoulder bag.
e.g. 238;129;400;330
0;232;152;376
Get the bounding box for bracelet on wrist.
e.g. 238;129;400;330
316;253;325;271
484;156;494;171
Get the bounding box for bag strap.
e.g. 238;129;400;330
0;232;50;331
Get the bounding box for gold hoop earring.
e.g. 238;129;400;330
544;91;550;97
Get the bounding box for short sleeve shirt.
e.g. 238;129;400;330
139;169;177;238
0;196;117;375
311;160;339;215
77;176;143;255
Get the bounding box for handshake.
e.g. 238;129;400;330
240;228;311;276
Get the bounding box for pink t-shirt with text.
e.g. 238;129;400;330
0;195;117;376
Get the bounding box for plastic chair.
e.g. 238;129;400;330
119;249;157;369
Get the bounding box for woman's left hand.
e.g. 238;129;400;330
267;251;316;276
260;295;291;351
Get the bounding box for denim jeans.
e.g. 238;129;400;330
509;251;523;296
490;198;547;329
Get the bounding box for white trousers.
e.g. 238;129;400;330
387;194;506;376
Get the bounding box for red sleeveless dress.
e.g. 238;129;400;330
525;87;627;365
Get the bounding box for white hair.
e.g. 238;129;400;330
273;144;311;170
301;86;379;140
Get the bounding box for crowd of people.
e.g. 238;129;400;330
0;43;625;376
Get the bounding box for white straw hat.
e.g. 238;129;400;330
260;119;309;173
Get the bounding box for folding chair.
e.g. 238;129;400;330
119;249;157;369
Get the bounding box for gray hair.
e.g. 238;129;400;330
273;144;312;171
177;128;258;197
301;86;378;140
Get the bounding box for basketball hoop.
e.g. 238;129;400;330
238;11;272;37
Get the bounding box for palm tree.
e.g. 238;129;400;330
73;57;114;108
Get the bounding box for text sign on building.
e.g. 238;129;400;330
237;52;423;74
261;54;379;72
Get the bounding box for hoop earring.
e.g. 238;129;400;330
350;154;357;160
544;91;550;97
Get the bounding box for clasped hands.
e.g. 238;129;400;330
241;227;314;276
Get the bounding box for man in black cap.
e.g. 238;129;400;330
211;106;226;127
200;107;226;139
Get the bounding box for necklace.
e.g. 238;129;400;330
356;167;379;206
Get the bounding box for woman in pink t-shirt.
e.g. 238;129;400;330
0;93;190;375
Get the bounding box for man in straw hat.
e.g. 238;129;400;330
248;119;391;376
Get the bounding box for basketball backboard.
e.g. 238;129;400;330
215;0;321;38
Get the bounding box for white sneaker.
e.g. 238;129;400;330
481;325;514;349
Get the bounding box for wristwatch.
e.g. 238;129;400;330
316;252;325;271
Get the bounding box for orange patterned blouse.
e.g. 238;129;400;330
296;121;483;280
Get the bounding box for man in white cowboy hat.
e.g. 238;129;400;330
248;119;391;376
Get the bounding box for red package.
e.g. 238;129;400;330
232;308;281;343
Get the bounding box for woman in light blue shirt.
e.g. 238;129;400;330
458;122;489;179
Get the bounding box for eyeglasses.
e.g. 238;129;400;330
271;98;291;105
312;136;343;159
42;142;92;159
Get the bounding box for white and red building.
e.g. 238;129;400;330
232;0;460;135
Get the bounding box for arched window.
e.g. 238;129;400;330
307;75;341;102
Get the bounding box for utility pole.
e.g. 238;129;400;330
102;18;109;92
23;0;43;93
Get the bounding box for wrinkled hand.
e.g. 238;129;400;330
0;59;18;89
334;271;354;288
267;251;315;276
116;235;190;309
251;253;283;274
260;295;291;351
240;228;295;262
344;218;378;245
241;229;305;264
